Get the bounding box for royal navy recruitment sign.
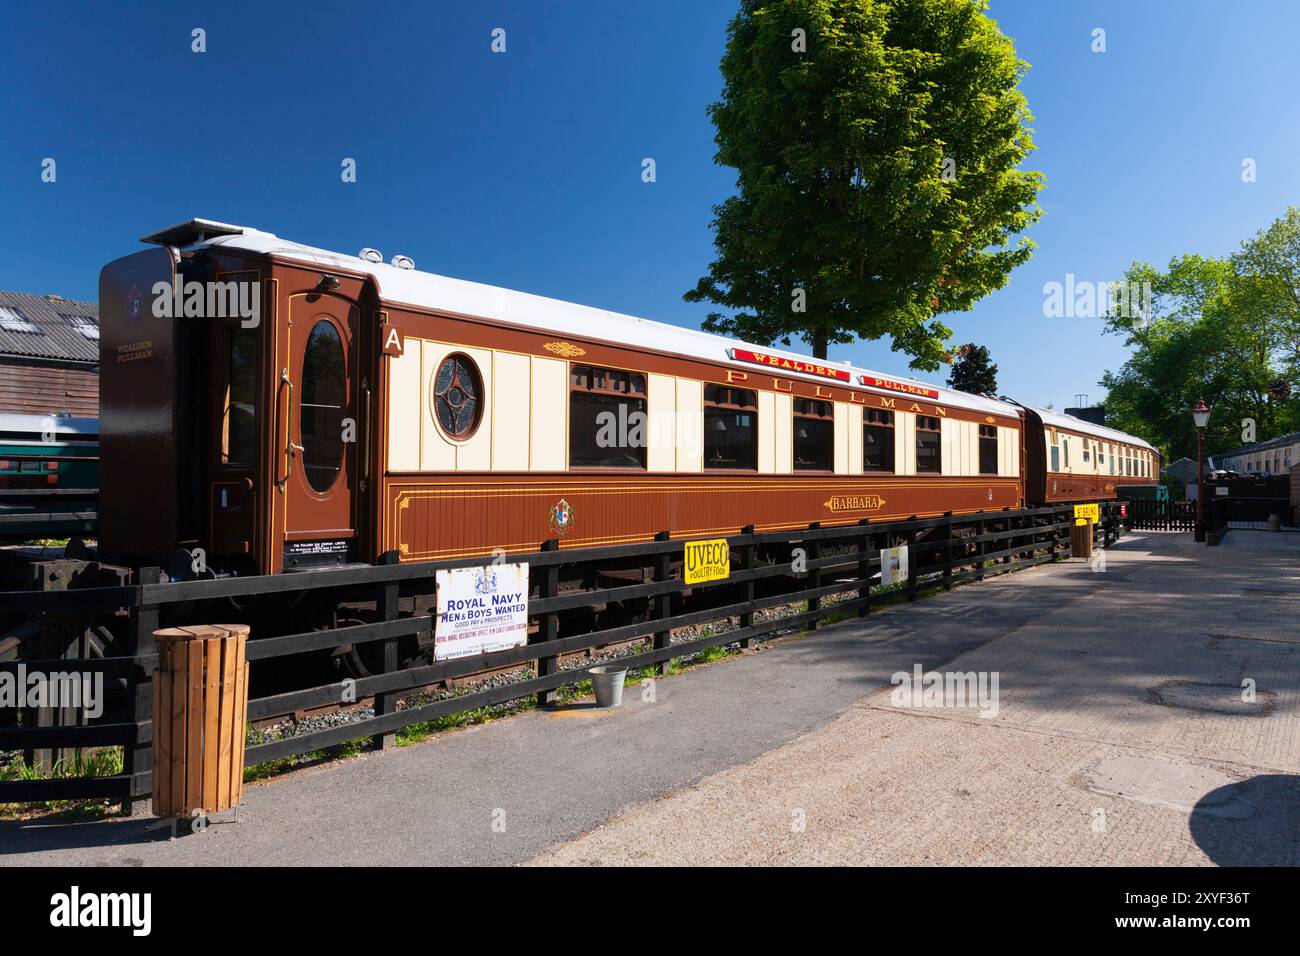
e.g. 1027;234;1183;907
880;545;909;587
434;563;530;662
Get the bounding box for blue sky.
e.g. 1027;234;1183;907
2;0;1298;407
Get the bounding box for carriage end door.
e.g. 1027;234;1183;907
279;292;362;570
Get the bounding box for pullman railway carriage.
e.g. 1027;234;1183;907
94;219;1158;669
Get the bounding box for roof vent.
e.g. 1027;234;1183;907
390;254;415;270
359;248;383;263
141;219;247;247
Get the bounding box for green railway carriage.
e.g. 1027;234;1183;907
0;413;98;541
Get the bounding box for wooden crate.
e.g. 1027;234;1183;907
151;624;249;818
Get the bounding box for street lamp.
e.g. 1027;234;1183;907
1193;398;1211;541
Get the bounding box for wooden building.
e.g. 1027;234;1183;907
0;290;99;417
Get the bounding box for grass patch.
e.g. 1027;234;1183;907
242;728;373;782
0;747;124;820
817;608;856;627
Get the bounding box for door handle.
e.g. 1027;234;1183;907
361;379;371;490
280;368;295;487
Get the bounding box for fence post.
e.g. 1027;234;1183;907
941;511;954;590
906;517;918;601
371;551;401;751
535;538;560;707
653;531;673;676
1002;507;1014;565
738;525;755;649
806;522;823;628
122;566;159;815
857;518;871;618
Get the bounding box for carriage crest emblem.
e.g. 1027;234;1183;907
549;499;575;536
126;285;143;328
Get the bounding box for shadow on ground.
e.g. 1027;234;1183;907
1189;774;1300;866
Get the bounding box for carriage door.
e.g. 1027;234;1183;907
280;293;360;569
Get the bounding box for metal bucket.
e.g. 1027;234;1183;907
590;666;627;707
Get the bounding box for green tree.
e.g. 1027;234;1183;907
946;342;998;396
1101;213;1300;461
685;0;1044;367
1233;206;1300;380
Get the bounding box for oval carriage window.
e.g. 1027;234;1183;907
433;353;483;440
300;321;346;493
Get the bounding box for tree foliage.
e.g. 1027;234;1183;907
1101;208;1300;462
686;0;1044;366
946;342;998;396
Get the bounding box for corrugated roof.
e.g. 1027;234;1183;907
0;290;99;364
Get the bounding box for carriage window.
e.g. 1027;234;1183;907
793;398;834;471
222;325;257;466
704;384;757;470
979;424;998;475
569;365;647;468
299;320;346;493
1050;443;1060;471
433;353;483;440
863;408;895;473
916;415;942;474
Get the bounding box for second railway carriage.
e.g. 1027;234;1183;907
96;219;1155;580
1019;405;1160;505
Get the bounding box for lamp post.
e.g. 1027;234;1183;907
1192;398;1211;541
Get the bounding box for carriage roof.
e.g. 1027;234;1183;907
1028;405;1156;452
145;219;1018;419
147;220;1158;443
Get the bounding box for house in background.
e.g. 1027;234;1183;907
0;290;99;417
1213;431;1300;478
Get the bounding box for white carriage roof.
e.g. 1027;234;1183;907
145;219;1151;446
0;413;98;436
1028;405;1156;452
144;219;1014;417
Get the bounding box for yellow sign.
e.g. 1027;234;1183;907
1074;503;1099;524
684;538;730;585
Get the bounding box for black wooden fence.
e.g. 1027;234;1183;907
0;487;98;544
0;501;1124;810
1207;496;1294;532
1125;496;1196;531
